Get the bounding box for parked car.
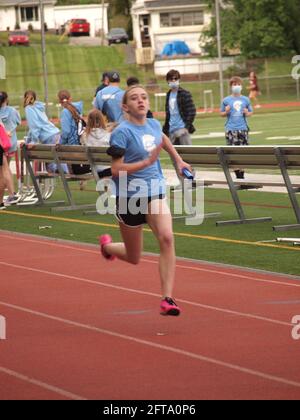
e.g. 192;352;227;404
8;31;30;47
68;19;90;37
107;28;129;45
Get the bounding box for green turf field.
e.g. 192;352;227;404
1;181;300;276
193;110;300;146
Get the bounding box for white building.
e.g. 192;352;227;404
0;1;108;37
131;0;211;56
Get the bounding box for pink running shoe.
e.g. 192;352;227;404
160;297;181;316
99;234;116;261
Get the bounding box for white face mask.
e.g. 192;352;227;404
232;85;242;95
168;80;180;89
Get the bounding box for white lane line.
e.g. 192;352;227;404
1;232;300;289
0;261;291;327
0;366;87;400
1;301;300;391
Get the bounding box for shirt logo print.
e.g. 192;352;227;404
142;134;156;152
233;101;243;113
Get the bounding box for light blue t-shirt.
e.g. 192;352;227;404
0;105;21;153
109;119;166;198
95;85;125;123
169;91;185;133
221;95;253;131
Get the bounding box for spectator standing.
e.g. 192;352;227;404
248;71;261;109
95;72;110;97
94;71;125;124
163;69;196;145
220;76;253;179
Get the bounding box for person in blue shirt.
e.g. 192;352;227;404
99;85;192;317
163;69;196;145
58;90;84;146
24;91;61;145
94;71;125;124
57;89;89;176
0;91;21;205
24;90;66;174
221;76;253;179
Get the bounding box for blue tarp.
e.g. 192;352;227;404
161;41;191;57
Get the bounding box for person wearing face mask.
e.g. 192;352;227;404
220;76;253;179
163;69;196;146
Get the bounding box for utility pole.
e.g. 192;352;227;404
215;0;224;102
39;0;49;114
101;0;105;46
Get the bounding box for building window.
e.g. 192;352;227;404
21;6;39;22
160;11;204;28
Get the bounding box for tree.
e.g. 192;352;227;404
201;0;300;58
113;0;132;16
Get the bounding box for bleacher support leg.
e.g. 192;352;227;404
216;148;272;226
273;147;300;232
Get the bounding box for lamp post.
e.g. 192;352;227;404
39;0;49;114
215;0;224;101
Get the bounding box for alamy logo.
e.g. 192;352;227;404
95;174;205;226
0;315;6;340
291;315;300;340
291;56;300;81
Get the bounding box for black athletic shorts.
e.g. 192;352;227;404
0;146;3;166
226;130;249;146
116;194;165;227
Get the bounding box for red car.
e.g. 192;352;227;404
8;31;30;46
68;19;90;36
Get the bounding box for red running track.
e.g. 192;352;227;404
0;231;300;400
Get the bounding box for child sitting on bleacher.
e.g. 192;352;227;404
80;109;111;147
80;109;112;178
24;90;68;174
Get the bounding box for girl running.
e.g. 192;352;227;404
99;85;192;316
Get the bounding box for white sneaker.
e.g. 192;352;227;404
4;194;20;206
